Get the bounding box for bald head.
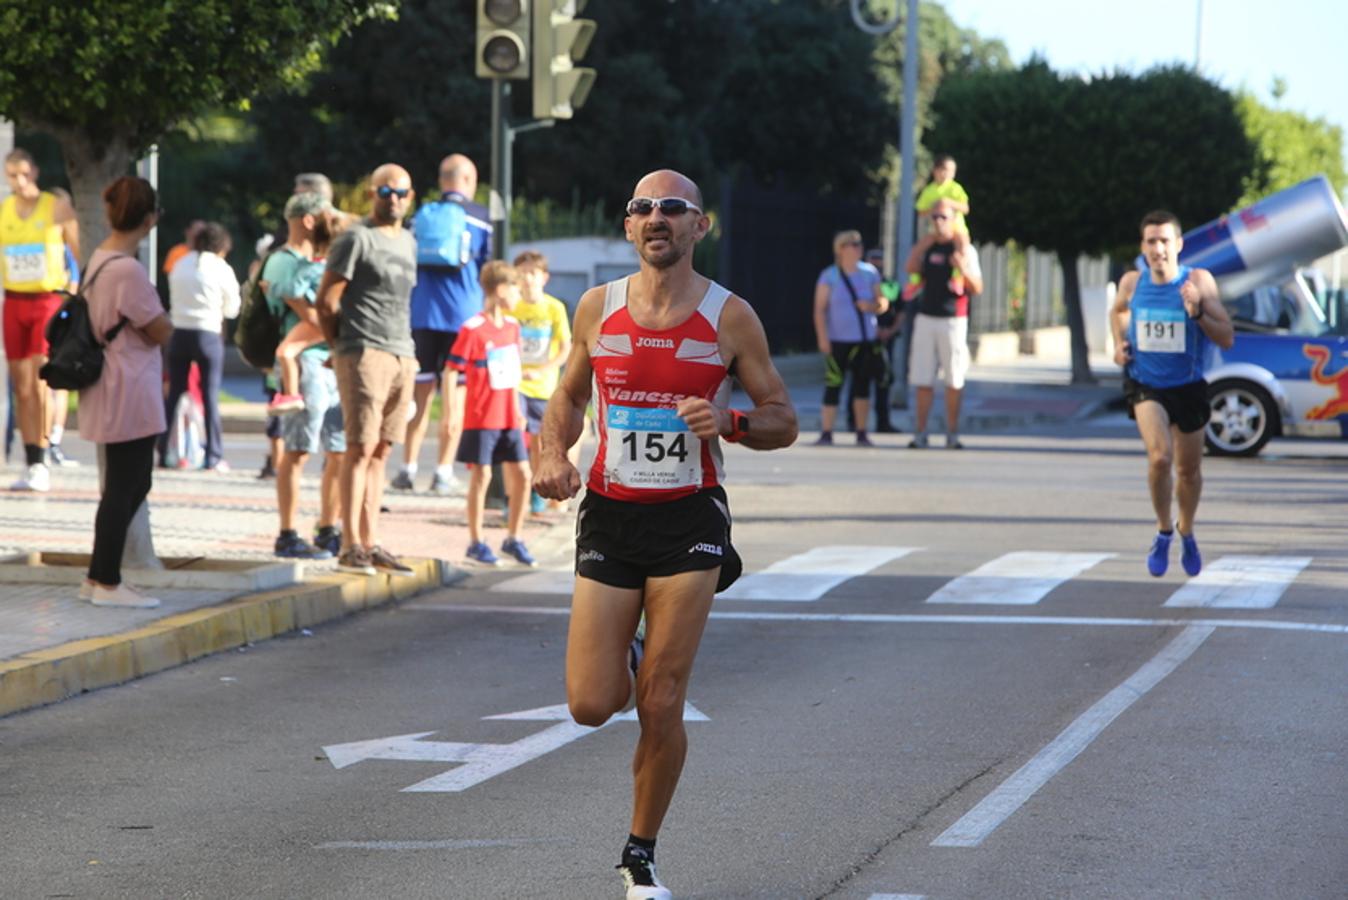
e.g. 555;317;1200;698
369;163;414;226
439;154;478;195
372;163;412;189
632;169;703;209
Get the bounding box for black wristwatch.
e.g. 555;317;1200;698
1190;304;1205;321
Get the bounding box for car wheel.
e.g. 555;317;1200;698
1206;379;1278;456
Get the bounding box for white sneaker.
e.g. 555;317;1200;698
78;579;95;600
11;462;50;492
90;582;161;609
617;860;672;900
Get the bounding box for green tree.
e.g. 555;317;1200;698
1235;91;1347;208
927;61;1254;382
248;0;896;213
0;0;384;256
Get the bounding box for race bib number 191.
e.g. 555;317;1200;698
605;405;700;490
1136;308;1186;353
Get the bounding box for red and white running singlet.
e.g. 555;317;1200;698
588;277;732;503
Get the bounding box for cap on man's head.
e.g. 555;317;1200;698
284;191;330;220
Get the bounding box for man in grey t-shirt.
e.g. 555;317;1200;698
317;163;418;576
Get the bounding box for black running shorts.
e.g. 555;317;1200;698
1124;377;1209;434
575;485;743;592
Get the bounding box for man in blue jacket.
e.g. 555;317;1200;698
393;153;493;495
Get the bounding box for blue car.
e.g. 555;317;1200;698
1205;270;1348;456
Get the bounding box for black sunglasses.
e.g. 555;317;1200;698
376;186;411;199
625;196;702;217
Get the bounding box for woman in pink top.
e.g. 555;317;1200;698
78;176;173;608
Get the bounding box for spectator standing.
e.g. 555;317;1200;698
2;148;80;492
160;222;240;471
316;164;419;576
265;195;347;559
449;260;535;566
866;247;902;433
905;199;983;449
811;229;888;446
46;236;82;467
77;176;173;608
161;220;205;278
394;153;493;495
511;250;571;513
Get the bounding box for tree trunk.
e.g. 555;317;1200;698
1058;249;1096;385
57;127;162;571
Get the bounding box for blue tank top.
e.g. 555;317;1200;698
1127;265;1208;388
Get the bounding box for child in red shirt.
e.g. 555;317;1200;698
447;260;535;567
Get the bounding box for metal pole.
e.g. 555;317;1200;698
489;81;509;261
895;0;920;273
1194;0;1204;68
137;144;159;275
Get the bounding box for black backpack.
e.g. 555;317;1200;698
233;246;285;370
39;256;130;391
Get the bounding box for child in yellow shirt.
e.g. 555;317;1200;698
908;154;972;298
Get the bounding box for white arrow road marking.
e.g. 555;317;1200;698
316;838;556;851
718;545;919;601
1163;556;1312;608
925;552;1114;605
931;623;1214;847
489;568;575;594
323;703;708;793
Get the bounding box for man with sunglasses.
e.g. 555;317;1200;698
904;198;983;449
534;170;798;900
316;164;419;576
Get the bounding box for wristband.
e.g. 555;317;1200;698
1190;304;1204;321
725;409;750;443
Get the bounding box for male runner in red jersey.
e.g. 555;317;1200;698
534;170;798;900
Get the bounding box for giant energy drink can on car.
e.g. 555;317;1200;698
1171;175;1348;297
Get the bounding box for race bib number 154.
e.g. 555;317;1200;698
605;405;700;490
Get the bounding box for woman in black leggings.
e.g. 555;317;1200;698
77;176;174;608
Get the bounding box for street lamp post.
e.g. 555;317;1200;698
850;0;919;276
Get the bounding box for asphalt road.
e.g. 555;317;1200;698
3;422;1346;899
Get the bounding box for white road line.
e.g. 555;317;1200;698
718;545;919;601
868;894;926;899
1164;556;1313;609
925;552;1114;605
402;604;1348;636
489;568;575;594
931;624;1215;847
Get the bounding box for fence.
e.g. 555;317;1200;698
968;245;1111;337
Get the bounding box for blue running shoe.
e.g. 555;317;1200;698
1146;532;1172;577
466;541;500;566
529;490;547;514
501;536;537;567
1180;532;1202;576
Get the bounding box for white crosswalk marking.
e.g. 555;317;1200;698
718;546;919;602
1163;556;1312;609
925;551;1114;605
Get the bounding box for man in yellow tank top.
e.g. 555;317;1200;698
2;148;79;492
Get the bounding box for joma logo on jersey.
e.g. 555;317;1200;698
688;542;723;556
606;388;691;403
636;337;675;349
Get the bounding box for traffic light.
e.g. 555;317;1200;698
531;0;596;119
476;0;530;80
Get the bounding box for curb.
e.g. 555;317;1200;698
0;558;464;719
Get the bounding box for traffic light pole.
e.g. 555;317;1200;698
490;80;509;262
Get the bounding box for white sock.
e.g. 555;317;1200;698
435;464;455;480
50;425;63;445
402;462;419;478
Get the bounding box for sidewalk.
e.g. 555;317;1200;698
0;349;1114;718
0;431;571;718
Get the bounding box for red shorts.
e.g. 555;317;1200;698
3;291;64;360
